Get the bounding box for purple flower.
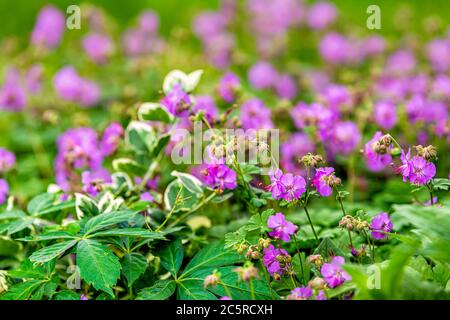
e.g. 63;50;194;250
0;179;9;205
0;68;27;112
395;148;412;182
0;148;16;172
426;38;450;72
364;132;392;172
385;50;416;76
319;33;350;64
161;84;191;117
53;66;100;107
432;74;450;98
248;61;278;90
81;169;111;197
80;294;88;300
320;256;351;288
320;84;351;111
138;10;160;34
316;290;327;300
374;101;397;130
25;64;43;94
280;173;306;202
409;156;436;185
31;5;65;49
312;167;335;197
192;95;219;123
307;1;337;30
281;133;315;174
328;121;361;155
363;35;386;56
100;122;124;156
371;212;393;240
263;244;289;277
267;212;297;242
268;168;285;200
82;33;114;64
218;72;240;103
287;286;313;300
204;163;237;191
240;99;273;130
140;192;154;202
219;296;231;300
275;74;297;100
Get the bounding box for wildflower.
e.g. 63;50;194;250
328;121;361;155
240;99;273;130
319;32;350;64
281;133;315;174
286;286;313;300
316;290;327;300
307;1;337;30
140;192;154;202
364;131;392;172
395;148;412;182
268;168;284;200
217;72;240;103
374;101;397;130
0;179;9;205
409;156;436;185
161;84;191;117
0;148;16;173
280;173;306;202
275;74;297;100
82;33;114;64
0;68;27;112
81;169;111;197
312;167;339;197
234;263;259;282
320;256;351;288
370;212;393;240
25;64;43;94
263;244;290;277
204;163;237;192
267;212;297;242
307;254;323;268
100;122;124;156
204;273;220;288
31;5;65;50
248;61;278;90
339;215;355;231
192;95;219;123
426;38;450;72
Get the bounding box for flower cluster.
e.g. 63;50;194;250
268;169;306;202
370;212;393;240
202;163;237;192
312;167;340;197
396;148;436;185
320;256;351;288
262;244;291;279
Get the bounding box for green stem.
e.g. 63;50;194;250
335;189;353;248
219;280;233;299
259;259;275;299
293;234;305;285
249;279;255;300
167;192;217;229
303;206;319;244
156;187;183;231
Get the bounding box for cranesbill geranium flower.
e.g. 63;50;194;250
267;212;297;242
286;286;313;300
248;61;278;90
161;84;191;117
316;290;327;300
409;156;436;185
217;72;240;103
307;1;337;30
364;132;392;172
100;122;124;156
0;148;16;173
240;98;273;130
312;167;336;197
275;73;297;100
280;173;306;202
328;121;361;155
268;168;284;200
81;169;111;197
320;256;351;288
192;95;219;123
204;163;237;191
395;148;412;181
263;244;289;277
31;5;65;50
82;33;114;64
0;179;9;205
0;68;27;112
371;212;393;240
374;101;397;130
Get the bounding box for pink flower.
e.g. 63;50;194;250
82;33;114;64
409;156;436;185
248;61;278;90
280;173;306;202
0;179;9;205
31;5;65;49
320;256;351;288
204;163;237;191
263;244;289;277
371;212;393;240
312;167;335;197
267;212;297;242
268;168;284;200
287;286;313;300
364;132;392;172
218;72;240;103
374;101;397;130
100;122;124;156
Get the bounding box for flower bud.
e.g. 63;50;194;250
204;273;219;288
308;277;326;290
415;145;437;161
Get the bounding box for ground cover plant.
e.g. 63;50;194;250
0;0;449;301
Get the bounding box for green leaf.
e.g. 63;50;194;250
83;210;137;235
314;237;346;259
292;253;310;284
18;231;76;242
126;121;157;154
121;253;147;286
160;238;184;277
54;290;81;300
36;200;75;217
138;103;174;123
137;280;176;300
171;171;204;195
75;193;99;219
0;210;27;220
112;158;147;176
90;228;165;240
6;219;34;235
432;178;450;191
29;240;78;264
76;239;121;297
177;280;217;300
0;280;45;300
164;180;200;212
27;193;54;215
162;70;188;94
181;241;241;279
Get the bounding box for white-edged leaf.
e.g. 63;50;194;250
138;103;174;123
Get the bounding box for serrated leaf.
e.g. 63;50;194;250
54;290;81;300
29;240;78;264
160;238;183;277
36;200;75;217
27;193;54;215
90;228;165;240
121;253;147;286
137;280;176;300
0;280;45;300
6;219;34;235
83;210;137;235
18;231;76;242
138;103;174;123
76;239;121;297
177;280;217;300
